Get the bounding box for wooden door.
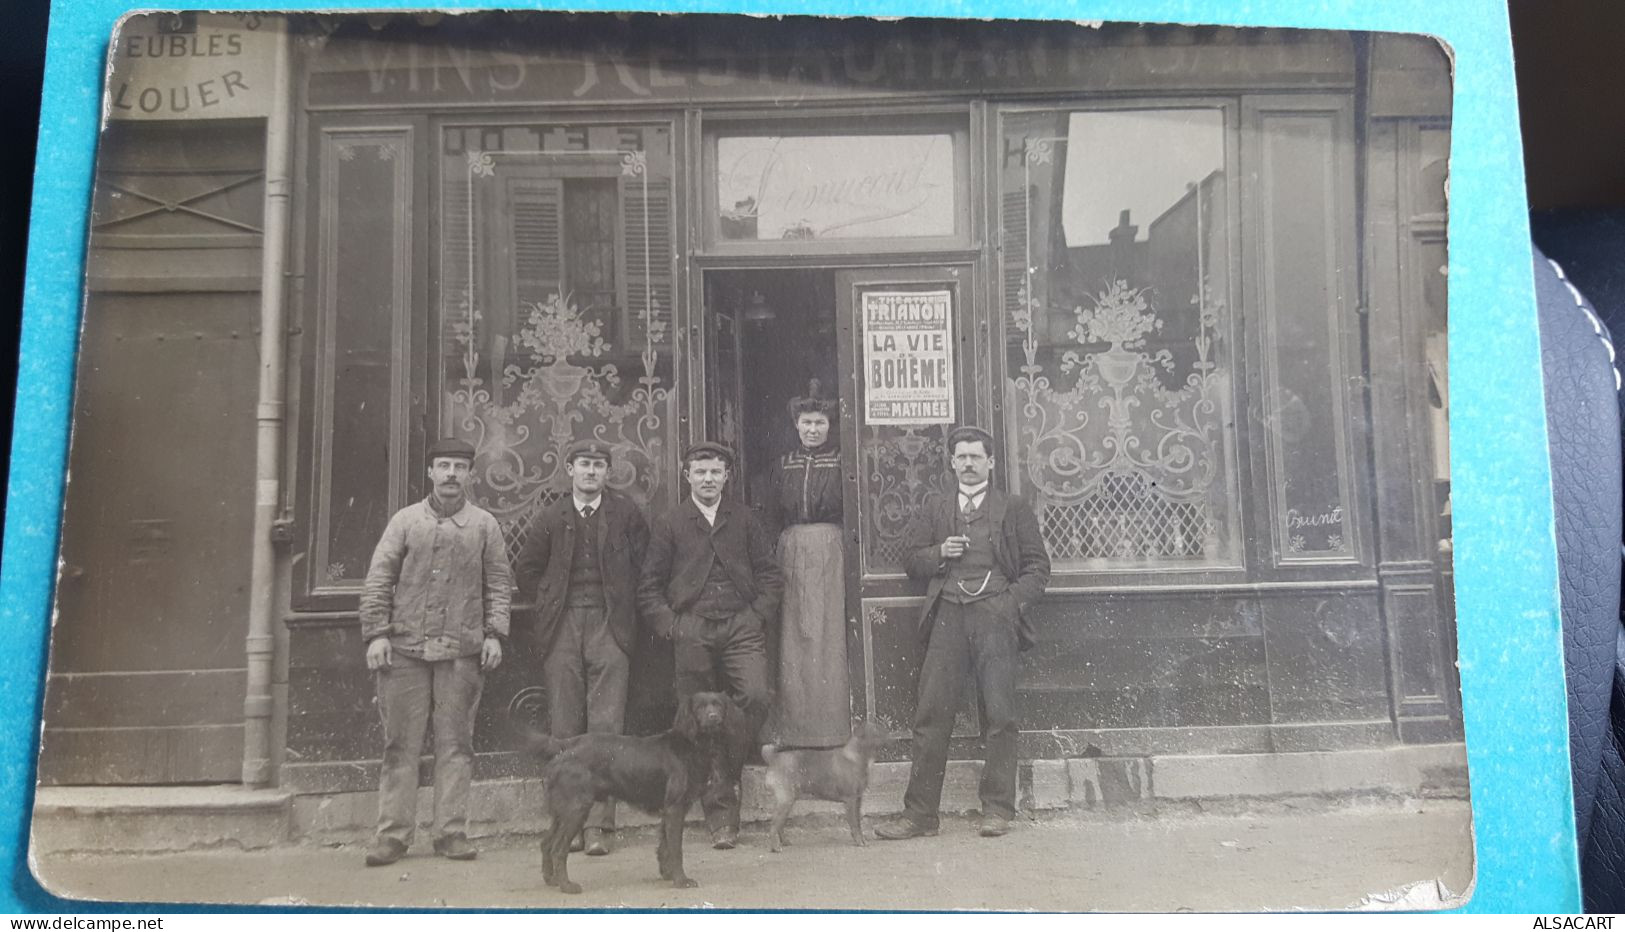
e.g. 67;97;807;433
39;121;264;785
834;265;977;748
41;290;259;784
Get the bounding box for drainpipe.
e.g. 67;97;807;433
243;19;293;787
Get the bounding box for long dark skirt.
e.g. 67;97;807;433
772;522;850;747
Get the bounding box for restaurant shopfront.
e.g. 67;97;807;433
43;13;1459;793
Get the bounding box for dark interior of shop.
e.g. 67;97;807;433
706;268;839;513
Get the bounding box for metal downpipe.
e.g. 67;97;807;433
243;20;293;787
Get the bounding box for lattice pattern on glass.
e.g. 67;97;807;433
498;488;566;567
1039;472;1217;563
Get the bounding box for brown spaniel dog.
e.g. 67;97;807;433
519;691;740;894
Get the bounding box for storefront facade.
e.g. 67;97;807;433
42;14;1458;794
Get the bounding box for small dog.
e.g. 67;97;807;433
515;691;739;894
761;721;890;852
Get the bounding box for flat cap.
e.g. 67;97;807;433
682;440;735;467
427;436;477;462
425;441;474;464
563;438;615;465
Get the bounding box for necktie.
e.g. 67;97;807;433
581;505;595;520
961;493;981;515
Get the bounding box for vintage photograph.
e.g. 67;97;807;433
29;11;1468;910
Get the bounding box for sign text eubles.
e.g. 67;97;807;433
107;14;275;120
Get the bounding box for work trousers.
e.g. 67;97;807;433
901;595;1021;827
374;653;484;846
543;604;630;831
673;610;769;836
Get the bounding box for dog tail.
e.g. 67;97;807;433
761;743;779;765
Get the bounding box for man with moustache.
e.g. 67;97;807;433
513;439;648;857
639;441;784;849
874;425;1050;842
359;437;512;867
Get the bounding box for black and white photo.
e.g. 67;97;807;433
29;11;1468;910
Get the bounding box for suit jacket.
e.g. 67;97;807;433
638;496;785;639
513;489;649;656
903;488;1051;651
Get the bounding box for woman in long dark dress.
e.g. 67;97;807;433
769;394;849;747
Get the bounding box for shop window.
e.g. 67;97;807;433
1000;107;1243;573
310;127;413;593
437;123;678;558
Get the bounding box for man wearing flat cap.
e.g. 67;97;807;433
513;439;648;857
359;437;512;867
639;440;783;848
875;425;1050;842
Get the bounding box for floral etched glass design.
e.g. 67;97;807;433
1000;108;1243;572
438;124;678;561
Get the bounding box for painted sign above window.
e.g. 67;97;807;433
861;289;955;425
717;135;955;241
106;13;279;121
305;22;1355;108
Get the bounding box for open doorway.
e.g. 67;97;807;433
704;269;839;516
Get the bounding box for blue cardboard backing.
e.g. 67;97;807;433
1;0;1575;913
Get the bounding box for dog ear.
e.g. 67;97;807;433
672;693;699;743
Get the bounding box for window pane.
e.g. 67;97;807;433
1001;108;1241;572
716;134;955;240
438;123;678;560
318;131;408;587
1254;108;1357;561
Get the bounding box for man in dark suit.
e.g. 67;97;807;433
514;439;649;857
639;440;784;849
875;425;1051;841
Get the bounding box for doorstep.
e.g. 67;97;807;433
31;785;294;856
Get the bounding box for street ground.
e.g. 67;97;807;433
32;797;1474;912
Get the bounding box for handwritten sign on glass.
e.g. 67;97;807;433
717;135;955;240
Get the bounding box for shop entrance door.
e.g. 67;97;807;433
704;264;975;747
833;266;977;747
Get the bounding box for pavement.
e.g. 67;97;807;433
30;797;1475;912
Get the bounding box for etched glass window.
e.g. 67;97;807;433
438;124;678;561
1001;108;1242;572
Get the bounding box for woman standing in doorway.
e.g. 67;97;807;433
769;385;850;747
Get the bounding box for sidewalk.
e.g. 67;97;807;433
31;798;1474;911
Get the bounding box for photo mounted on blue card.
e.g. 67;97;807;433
29;10;1470;910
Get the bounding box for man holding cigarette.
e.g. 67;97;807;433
874;425;1050;841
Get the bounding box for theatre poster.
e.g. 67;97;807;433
861;289;955;426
